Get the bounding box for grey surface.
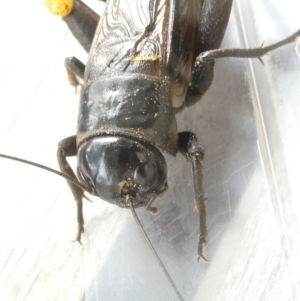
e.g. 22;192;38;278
0;1;299;301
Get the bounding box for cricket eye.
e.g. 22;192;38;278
134;162;157;191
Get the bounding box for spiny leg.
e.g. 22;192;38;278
196;29;300;63
65;57;85;88
57;135;84;242
178;132;207;261
185;29;300;109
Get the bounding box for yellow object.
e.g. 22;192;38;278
44;0;73;17
131;55;162;62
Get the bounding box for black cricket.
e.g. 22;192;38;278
52;0;300;261
1;1;300;299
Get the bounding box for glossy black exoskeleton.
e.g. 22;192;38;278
44;0;300;263
55;0;218;261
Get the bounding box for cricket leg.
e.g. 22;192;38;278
178;131;207;261
196;29;300;63
62;0;100;52
57;135;85;243
64;57;86;88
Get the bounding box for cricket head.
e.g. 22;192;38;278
76;136;168;209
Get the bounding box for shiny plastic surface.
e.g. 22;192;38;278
82;1;300;300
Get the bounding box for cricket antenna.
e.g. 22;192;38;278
129;199;185;301
0;153;91;193
1;153;185;300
